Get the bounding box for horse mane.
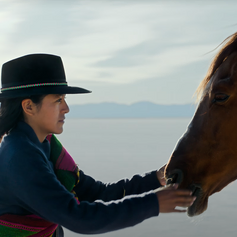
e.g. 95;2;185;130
195;32;237;100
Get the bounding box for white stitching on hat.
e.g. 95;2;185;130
1;82;68;92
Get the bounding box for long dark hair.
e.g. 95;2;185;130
0;94;46;138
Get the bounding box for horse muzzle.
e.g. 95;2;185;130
166;169;203;217
187;183;202;216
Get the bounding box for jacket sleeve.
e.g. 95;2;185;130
74;170;161;202
6;147;159;234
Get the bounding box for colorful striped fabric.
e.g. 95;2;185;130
0;134;80;237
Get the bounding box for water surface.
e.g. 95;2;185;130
58;118;237;237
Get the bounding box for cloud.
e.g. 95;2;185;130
0;0;237;105
65;58;210;105
92;40;165;68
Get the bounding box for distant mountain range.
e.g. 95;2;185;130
67;102;196;118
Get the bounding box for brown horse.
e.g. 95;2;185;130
165;32;237;217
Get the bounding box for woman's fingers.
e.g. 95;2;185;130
155;184;196;213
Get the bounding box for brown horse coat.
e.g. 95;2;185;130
165;32;237;216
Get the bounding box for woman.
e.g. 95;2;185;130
0;54;195;237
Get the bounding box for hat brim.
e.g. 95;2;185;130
0;85;91;101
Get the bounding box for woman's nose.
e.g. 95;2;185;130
63;100;70;114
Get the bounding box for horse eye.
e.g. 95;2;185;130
213;93;230;103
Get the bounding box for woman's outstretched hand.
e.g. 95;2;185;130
155;184;195;213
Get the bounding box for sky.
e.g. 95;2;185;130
0;0;237;105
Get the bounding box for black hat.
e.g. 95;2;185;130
0;53;91;101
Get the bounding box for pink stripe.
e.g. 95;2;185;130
0;219;44;232
46;134;52;143
29;223;58;237
27;215;43;219
56;148;77;172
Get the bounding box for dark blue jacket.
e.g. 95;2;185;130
0;121;160;234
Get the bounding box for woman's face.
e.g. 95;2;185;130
30;94;69;141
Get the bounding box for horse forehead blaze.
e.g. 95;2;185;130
165;33;237;217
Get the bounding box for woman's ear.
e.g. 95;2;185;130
21;99;35;117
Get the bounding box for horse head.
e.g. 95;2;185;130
165;32;237;217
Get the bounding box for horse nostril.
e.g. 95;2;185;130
166;169;183;185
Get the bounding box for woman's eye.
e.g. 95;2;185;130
212;93;230;103
57;98;62;103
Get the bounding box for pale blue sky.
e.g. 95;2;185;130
0;0;237;105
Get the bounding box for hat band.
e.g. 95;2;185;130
1;82;68;92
